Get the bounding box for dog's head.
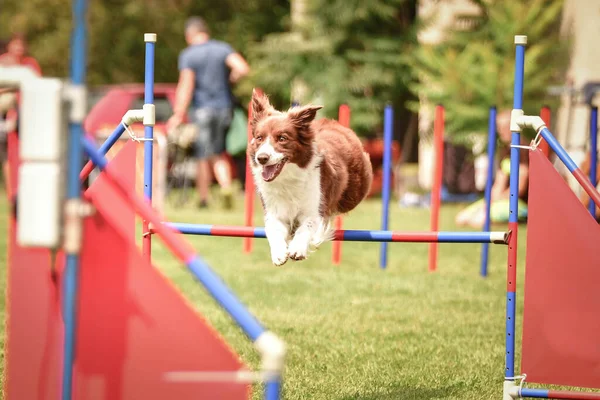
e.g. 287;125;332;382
247;89;323;182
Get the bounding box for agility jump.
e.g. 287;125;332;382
3;0;600;394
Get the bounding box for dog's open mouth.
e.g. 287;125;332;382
262;160;286;182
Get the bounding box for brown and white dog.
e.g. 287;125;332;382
247;89;373;266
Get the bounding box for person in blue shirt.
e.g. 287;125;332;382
167;16;250;209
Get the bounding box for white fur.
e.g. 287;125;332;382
252;143;334;266
254;137;285;166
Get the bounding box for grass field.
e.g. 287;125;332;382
0;185;544;399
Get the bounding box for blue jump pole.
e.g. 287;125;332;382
62;0;87;399
265;379;282;400
505;35;526;391
98;123;127;155
480;106;497;277
142;34;156;260
589;106;598;217
379;104;393;269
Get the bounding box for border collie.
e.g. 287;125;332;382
247;89;373;266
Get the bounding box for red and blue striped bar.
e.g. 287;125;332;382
165;223;510;244
539;126;600;209
520;388;600;399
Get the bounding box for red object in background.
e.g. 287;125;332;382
332;104;351;265
428;105;444;273
521;149;600;390
85;84;240;181
539;106;551;158
243;89;262;254
5;139;249;400
363;138;401;197
84;84;177;137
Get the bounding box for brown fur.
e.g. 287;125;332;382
247;89;373;219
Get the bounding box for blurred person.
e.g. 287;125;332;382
167;16;250;209
455;109;530;228
0;33;41;73
0;33;42;192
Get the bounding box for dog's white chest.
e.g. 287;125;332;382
253;162;322;221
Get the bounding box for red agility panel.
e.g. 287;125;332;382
5;140;249;399
4;224;62;400
521;149;600;389
4;138;139;400
4;127;69;400
74;189;249;399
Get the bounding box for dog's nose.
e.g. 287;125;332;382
257;154;270;165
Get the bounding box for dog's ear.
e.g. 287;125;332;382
251;89;274;127
288;104;323;127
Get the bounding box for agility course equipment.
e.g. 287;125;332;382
479;104;552;278
3;9;285;398
5;8;600;397
502;34;600;400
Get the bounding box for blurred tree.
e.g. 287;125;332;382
0;0;289;89
249;0;419;140
406;0;571;148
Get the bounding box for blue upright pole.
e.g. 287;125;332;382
480;106;497;277
589;106;598;217
63;0;88;399
265;379;282;400
142;34;156;259
505;35;526;389
379;104;393;269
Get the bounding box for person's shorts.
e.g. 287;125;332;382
189;107;232;159
490;198;528;222
462;197;528;223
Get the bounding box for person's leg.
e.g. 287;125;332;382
213;156;232;189
455;198;485;226
191;108;212;208
210;108;234;209
196;159;211;207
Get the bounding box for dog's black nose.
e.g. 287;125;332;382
257;154;270;165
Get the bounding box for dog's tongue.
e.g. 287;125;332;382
262;164;279;181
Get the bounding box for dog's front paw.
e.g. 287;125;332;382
270;244;289;266
288;237;309;261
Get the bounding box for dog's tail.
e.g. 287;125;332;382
309;217;335;250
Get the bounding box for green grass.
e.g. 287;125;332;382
0;186;551;399
146;189;523;399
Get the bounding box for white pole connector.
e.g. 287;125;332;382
491;231;509;244
503;380;519;399
64;84;87;124
510;109;524;132
144;33;157;43
514;35;528;45
254;331;286;375
517;115;547;135
143;103;155;126
122;109;145;126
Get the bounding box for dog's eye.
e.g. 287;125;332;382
256;135;263;142
278;135;287;142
